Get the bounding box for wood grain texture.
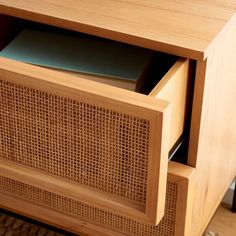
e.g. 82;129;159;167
0;1;236;235
150;58;190;149
192;0;236;10
187;17;236;236
0;0;235;60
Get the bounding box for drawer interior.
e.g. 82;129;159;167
0;14;178;94
0;13;194;225
0;13;192;153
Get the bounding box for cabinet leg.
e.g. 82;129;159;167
232;179;236;213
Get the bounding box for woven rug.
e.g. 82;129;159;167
0;209;77;236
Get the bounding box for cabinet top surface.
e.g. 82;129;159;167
0;0;236;60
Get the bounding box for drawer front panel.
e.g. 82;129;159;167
0;162;194;236
0;175;177;236
0;57;171;224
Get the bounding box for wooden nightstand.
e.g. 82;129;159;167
0;1;235;236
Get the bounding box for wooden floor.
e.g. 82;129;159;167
204;203;236;236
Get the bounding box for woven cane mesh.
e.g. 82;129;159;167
0;176;177;236
0;79;150;204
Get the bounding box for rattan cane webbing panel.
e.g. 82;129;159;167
0;79;150;204
0;176;177;236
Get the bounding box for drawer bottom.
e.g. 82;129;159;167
0;163;194;236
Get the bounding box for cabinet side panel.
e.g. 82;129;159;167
188;20;236;235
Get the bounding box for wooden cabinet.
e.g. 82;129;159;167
0;1;236;236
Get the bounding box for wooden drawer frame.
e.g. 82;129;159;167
0;55;190;225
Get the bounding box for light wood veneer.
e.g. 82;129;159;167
0;1;236;236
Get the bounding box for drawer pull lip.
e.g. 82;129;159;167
0;57;169;113
150;58;191;150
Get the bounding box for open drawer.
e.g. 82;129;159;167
0;55;190;225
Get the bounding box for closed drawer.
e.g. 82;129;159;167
0;55;190;225
0;161;195;236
